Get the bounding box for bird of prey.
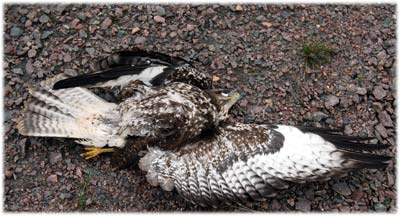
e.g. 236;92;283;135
17;74;240;162
53;48;212;92
139;122;391;207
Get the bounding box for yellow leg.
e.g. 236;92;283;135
80;147;114;160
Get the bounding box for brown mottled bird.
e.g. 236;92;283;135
139;122;391;207
17;74;240;165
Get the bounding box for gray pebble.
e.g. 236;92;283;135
379;111;393;128
134;36;147;44
295;198;311;212
373;86;387;100
373;102;384;112
63;54;72;63
79;29;88;38
10;27;23;38
47;174;58;183
377;50;387;65
155;6;166;16
374;203;387;212
39;14;50;23
356;87;367;95
332;182;352;196
64;69;77;76
375;123;388;138
325;95;340;107
41;31;53;39
12;67;24;75
49;152;62;165
85;47;95;55
28;49;37;58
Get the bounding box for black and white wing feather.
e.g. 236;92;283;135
53;49;212;90
139;123;391;207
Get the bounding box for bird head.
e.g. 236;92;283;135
206;89;241;120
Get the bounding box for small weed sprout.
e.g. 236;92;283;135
77;172;92;211
302;41;334;67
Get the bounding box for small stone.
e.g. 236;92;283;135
377;50;387;65
28;49;37;58
12;67;24;75
374;203;387;212
325;95;339;108
351;189;364;201
101;17;112;29
25;61;34;74
154;15;165;23
344;125;353;135
10;27;23;37
264;98;273;106
41;30;53;39
131;27;140;35
64;69;77;76
39;14;50;23
186;24;195;31
262;22;273;27
60;193;72;199
170;32;177;38
270;199;281;210
70;18;80;28
281;10;291;18
379;111;393;128
306;111;329;122
47;174;58;183
25;20;32;27
76;167;82;177
338;206;350;212
85;47;95;55
384;191;396;200
63;54;72;63
373;102;384;112
15;98;23;106
287;198;295;207
235;5;243;11
373;86;387;100
79;29;88;38
332;182;352;196
212;75;220;82
256;15;265;21
155;6;166;16
49;152;62;164
356;87;367;95
387;173;394;186
134;37;146;44
15;167;23;173
295;198;311;212
5;169;13;178
375;123;388;138
56;5;67;14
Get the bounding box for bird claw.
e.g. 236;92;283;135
80;147;114;160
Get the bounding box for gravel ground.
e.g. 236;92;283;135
3;4;396;212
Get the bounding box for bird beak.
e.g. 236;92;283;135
228;92;241;101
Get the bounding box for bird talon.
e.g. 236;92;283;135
80;147;114;160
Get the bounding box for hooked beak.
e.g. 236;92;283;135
224;92;241;112
227;92;241;101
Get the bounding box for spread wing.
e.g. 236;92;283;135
139;123;391;207
53;49;211;90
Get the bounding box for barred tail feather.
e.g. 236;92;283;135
18;74;124;148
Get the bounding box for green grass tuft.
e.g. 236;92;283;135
302;41;334;67
77;171;92;211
